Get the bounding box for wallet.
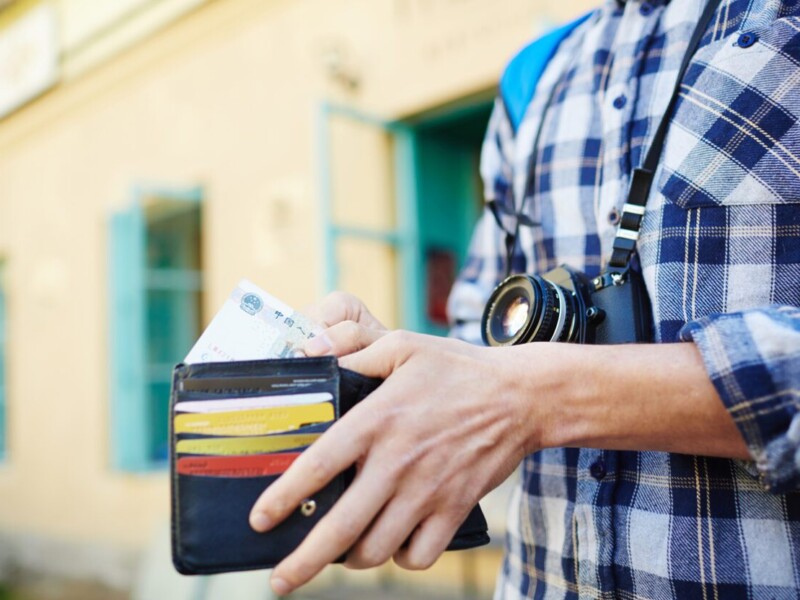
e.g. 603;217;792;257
170;356;490;575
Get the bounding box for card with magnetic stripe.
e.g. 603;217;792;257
176;453;301;477
174;392;333;414
176;433;320;456
173;402;334;436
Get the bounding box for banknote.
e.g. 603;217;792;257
184;279;322;363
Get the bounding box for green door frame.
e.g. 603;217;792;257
316;102;423;332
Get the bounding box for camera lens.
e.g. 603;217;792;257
481;274;578;346
501;296;530;338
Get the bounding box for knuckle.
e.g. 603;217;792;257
340;319;362;341
327;514;362;545
323;290;349;306
390;329;412;345
396;549;436;571
348;543;389;569
327;320;365;354
285;556;317;583
304;453;333;487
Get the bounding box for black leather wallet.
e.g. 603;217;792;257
170;356;489;575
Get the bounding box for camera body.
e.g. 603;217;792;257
481;265;652;346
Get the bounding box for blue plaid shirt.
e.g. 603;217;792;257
448;1;800;598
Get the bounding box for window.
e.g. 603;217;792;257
0;261;6;461
109;187;202;470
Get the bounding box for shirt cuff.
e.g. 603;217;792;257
679;306;800;494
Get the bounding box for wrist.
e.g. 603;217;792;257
504;342;598;454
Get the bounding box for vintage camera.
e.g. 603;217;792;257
481;266;652;346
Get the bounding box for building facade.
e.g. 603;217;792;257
0;0;592;595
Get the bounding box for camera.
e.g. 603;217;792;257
481;265;652;346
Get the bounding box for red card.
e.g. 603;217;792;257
177;453;301;477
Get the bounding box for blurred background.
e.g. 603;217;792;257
0;0;592;598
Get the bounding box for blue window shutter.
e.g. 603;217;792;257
109;201;148;471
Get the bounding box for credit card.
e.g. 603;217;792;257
176;433;320;456
175;392;333;413
184;279;322;363
173;403;334;436
176;453;301;477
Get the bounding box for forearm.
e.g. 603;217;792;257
512;342;751;460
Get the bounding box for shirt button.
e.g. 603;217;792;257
590;459;607;481
640;2;653;16
608;207;620;225
613;95;627;110
737;32;758;48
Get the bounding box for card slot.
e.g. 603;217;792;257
174;419;333;442
174;391;334;414
173;471;343;573
173;402;335;437
175;432;323;456
174;382;338;402
179;374;335;393
176;446;315;459
176;452;302;478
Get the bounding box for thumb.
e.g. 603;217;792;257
304;320;386;358
338;331;411;379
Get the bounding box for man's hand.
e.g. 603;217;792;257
248;295;750;597
249;331;540;596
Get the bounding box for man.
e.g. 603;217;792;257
250;0;800;597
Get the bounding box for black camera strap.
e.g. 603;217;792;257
499;0;723;276
608;0;723;269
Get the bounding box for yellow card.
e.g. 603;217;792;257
173;402;334;436
176;433;320;456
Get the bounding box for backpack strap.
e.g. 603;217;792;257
499;12;594;133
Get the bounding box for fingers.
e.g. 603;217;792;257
344;496;426;570
304;291;386;330
249;414;372;532
304;320;387;357
267;457;397;594
393;512;460;571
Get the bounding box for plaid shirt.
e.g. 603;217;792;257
448;1;800;598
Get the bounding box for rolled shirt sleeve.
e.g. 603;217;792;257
680;305;800;493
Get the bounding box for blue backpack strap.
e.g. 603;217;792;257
500;12;594;133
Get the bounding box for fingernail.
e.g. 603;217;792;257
271;577;291;596
304;333;332;356
250;512;272;532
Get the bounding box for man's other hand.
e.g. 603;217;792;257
303;291;388;357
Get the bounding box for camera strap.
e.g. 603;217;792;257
499;0;723;276
608;0;723;269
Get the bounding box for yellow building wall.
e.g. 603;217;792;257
0;0;595;589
